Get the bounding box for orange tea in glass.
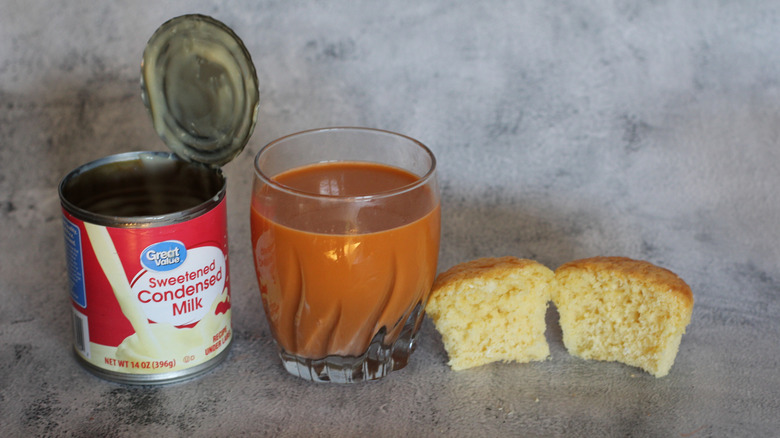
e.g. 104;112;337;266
250;127;440;382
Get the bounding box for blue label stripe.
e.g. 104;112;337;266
62;216;87;308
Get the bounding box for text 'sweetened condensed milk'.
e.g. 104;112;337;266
58;14;259;384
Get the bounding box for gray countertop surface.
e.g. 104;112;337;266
2;1;778;437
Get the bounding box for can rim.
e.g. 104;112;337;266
59;151;226;227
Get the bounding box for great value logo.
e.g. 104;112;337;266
140;240;187;271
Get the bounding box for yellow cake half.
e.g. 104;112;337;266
552;257;694;377
426;257;554;370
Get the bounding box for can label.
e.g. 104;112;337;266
62;198;232;376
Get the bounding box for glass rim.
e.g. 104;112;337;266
253;127;438;201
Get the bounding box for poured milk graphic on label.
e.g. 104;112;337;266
84;224;231;372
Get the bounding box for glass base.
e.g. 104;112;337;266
278;304;423;383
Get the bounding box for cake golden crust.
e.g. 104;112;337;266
432;256;549;291
555;256;693;310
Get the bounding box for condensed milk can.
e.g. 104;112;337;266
58;14;259;384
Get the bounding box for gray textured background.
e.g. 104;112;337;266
2;1;779;437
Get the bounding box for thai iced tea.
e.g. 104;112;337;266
250;161;440;360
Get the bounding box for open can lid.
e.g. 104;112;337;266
141;14;259;167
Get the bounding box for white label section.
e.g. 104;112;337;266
72;307;91;359
132;246;226;326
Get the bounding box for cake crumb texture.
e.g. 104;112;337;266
426;257;554;370
553;256;694;377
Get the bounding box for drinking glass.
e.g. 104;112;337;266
250;127;440;382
